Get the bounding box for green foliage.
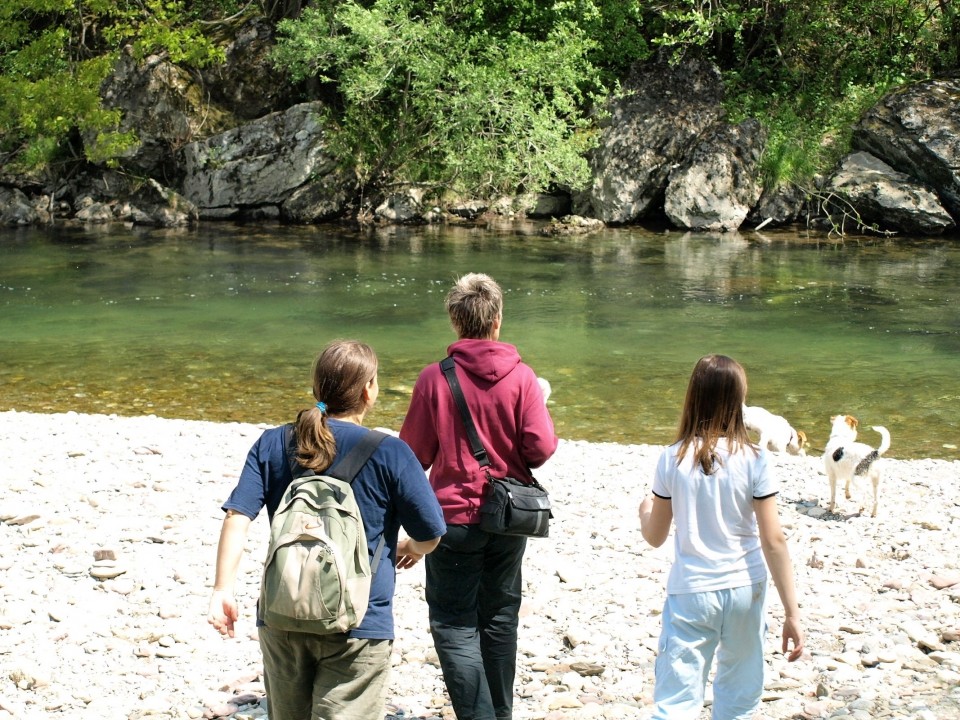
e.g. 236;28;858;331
272;0;605;196
653;0;957;187
726;82;892;190
100;0;226;65
0;0;225;172
0;54;126;171
2;0;959;200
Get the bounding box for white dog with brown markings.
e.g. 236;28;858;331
742;404;807;456
822;414;891;517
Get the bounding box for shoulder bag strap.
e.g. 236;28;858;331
440;356;490;469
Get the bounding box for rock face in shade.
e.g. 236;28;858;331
1;409;959;719
179;101;351;222
852;77;960;220
581;57;726;225
824;151;955;235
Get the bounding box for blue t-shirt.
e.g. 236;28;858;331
222;419;446;639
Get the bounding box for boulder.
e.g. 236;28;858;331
540;215;605;236
583;57;726;224
179;102;344;218
0;187;44;226
196;16;293;120
281;169;357;224
374;186;427;223
824;151;954;235
518;192;572;219
664;118;766;231
852;77;960;220
74;201;114;224
747;182;809;228
93;47;235;177
447;200;489;220
127;178;199;226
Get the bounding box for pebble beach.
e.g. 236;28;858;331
1;410;959;720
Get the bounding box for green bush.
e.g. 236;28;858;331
0;0;223;172
652;0;956;187
272;0;605;197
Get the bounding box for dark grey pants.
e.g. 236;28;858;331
425;523;527;720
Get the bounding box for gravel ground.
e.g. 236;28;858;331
0;410;958;720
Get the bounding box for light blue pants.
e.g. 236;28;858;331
652;581;767;720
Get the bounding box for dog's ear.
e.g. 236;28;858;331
797;430;807;446
847;415;859;430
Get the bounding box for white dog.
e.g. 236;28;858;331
822;414;891;517
742;404;807;455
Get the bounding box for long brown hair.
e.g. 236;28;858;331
294;339;378;472
675;354;755;474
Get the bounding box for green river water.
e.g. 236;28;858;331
1;220;958;459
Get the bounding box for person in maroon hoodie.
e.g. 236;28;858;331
400;273;559;720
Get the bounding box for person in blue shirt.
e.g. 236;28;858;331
208;339;446;720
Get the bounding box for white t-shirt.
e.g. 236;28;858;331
652;439;777;595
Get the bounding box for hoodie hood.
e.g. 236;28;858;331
447;338;521;383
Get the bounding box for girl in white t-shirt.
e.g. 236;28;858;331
638;354;804;720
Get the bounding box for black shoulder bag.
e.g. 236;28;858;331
440;356;552;538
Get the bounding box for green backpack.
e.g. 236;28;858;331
258;426;387;634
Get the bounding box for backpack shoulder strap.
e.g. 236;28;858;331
282;426;390;574
282;424;387;483
329;429;389;573
327;429;388;484
282;423;309;479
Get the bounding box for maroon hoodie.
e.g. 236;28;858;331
399;338;559;524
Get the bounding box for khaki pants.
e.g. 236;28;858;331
258;625;392;720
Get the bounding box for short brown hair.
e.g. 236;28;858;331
446;273;502;339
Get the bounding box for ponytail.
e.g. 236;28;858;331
293;340;378;472
294;403;337;473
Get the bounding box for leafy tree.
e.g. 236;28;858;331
2;0;959;203
0;0;225;173
649;0;959;187
272;0;606;197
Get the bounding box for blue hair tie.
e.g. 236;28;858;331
316;401;327;414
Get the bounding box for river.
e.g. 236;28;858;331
1;220;958;459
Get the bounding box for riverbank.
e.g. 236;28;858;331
1;410;958;720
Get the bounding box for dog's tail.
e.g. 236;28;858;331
872;425;891;455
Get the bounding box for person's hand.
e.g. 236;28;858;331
537;377;552;404
782;616;804;661
395;538;425;570
208;589;239;638
638;494;654;520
